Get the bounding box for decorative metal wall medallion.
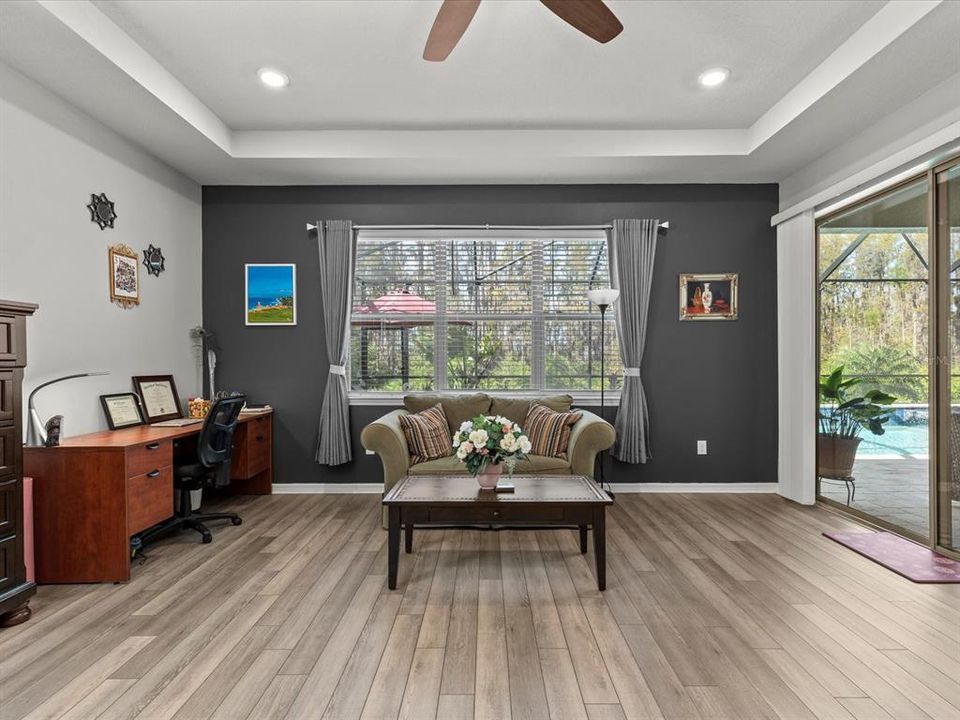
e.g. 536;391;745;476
143;245;166;276
86;193;117;230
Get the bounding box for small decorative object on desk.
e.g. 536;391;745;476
188;397;210;418
453;415;531;490
44;416;63;447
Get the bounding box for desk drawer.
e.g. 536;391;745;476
427;505;566;524
127;440;173;478
127;466;173;535
232;416;271;478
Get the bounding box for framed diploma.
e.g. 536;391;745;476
100;393;145;430
132;375;183;422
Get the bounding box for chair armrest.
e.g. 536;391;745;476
360;409;411;494
567;409;616;478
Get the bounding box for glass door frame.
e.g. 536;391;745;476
932;155;960;558
814;160;960;559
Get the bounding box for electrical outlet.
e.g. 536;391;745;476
697;440;707;455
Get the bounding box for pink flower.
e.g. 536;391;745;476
463;441;474;453
480;448;489;455
502;424;511;433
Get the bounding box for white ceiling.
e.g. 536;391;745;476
0;0;957;185
90;0;881;131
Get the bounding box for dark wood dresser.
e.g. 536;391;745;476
0;300;37;626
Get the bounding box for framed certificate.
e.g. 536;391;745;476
132;375;183;422
100;393;145;430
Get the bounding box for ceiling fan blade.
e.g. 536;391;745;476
423;0;482;62
539;0;623;43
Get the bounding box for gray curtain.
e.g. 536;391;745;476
315;220;354;465
609;218;658;463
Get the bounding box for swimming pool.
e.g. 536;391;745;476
857;424;929;458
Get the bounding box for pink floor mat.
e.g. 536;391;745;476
824;531;960;583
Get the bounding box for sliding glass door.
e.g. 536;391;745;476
817;178;931;540
817;154;960;557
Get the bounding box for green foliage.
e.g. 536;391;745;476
818;366;897;439
831;344;925;401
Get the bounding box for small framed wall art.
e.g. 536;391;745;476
100;392;145;430
108;244;140;308
245;263;297;326
132;374;183;422
679;273;738;321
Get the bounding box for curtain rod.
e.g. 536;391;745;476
306;222;669;232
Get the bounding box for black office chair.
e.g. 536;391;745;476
139;396;246;546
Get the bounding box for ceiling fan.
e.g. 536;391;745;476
423;0;623;62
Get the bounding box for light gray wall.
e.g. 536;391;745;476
203;184;779;486
0;63;203;437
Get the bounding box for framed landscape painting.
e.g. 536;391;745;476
246;263;296;326
679;273;738;321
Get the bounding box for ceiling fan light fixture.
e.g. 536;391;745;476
257;67;289;89
698;67;730;88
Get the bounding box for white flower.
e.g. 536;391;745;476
518;436;532;454
459;420;473;432
452;433;460;447
468;429;488;446
456;444;468;460
500;434;518;452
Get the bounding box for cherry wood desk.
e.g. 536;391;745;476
23;410;272;583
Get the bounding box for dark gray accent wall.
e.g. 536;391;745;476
202;184;778;485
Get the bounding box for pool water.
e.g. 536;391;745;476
858;424;929;458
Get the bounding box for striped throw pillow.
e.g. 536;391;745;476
525;403;582;459
399;403;454;465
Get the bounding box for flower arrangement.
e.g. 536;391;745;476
453;415;532;477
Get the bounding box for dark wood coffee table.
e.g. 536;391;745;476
382;474;613;590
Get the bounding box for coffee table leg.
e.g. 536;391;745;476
405;524;413;554
593;507;606;591
388;506;401;590
579;525;588;554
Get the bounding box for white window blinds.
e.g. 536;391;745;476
350;230;619;393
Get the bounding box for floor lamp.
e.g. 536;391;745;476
586;288;620;496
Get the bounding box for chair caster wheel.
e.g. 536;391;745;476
202;534;212;544
231;517;242;526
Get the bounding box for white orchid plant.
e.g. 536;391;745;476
453;415;532;476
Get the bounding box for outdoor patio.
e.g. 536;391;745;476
820;456;960;543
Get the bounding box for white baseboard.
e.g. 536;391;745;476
610;483;778;494
273;483;384;494
272;482;777;495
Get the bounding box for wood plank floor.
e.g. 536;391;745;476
2;493;959;720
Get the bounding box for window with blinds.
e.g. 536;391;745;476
350;230;620;393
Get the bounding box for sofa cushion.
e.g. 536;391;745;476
409;454;571;475
489;394;574;428
525;403;582;460
404;393;491;434
398;404;454;465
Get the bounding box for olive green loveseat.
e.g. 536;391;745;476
361;393;616;502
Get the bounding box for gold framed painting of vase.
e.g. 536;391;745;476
679;273;738;321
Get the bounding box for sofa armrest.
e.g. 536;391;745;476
360;409;411;494
567;409;616;478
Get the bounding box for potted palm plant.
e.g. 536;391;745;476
818;366;896;478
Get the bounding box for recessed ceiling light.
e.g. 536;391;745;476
257;68;289;89
698;67;730;88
